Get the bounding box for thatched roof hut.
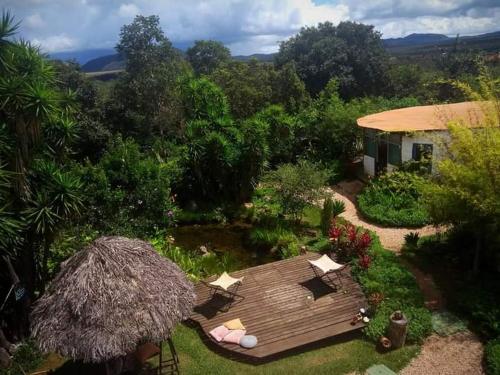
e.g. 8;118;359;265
30;236;195;363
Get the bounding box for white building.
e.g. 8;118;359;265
356;101;485;176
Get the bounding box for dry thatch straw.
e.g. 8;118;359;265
30;236;195;363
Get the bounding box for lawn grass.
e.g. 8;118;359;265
162;324;419;375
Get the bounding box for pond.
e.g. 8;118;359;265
171;223;273;268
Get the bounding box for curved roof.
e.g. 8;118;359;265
31;236;195;363
357;101;487;132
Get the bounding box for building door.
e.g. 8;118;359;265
376;140;387;174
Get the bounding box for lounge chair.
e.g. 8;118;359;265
308;254;346;290
203;272;244;311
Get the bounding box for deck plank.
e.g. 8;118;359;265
189;252;367;360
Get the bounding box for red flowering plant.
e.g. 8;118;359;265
328;219;373;269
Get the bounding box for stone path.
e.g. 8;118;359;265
328;180;484;375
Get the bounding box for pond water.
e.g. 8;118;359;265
171;223;273;268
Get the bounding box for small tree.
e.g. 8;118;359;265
422;71;500;274
320;197;334;236
265;160;327;221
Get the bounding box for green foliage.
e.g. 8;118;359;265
295;82;419;162
358;172;429;227
182;77;229;121
352;232;432;343
186;40;231;76
76;137;176;235
210;60;309;119
276;21;389;98
254;105;296;167
0;340;44;375
111;15;190;140
331;199;346;218
264;160;327;220
486;338;500;375
456;285;500;339
320;198;334;236
421;73;500;273
152;233;238;281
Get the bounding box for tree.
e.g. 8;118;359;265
52;60;111;161
276;21;389;98
422;73;500;274
210;59;308;119
186;40;231;76
0;13;83;338
254;105;296;167
182;77;229;121
295;79;420;162
111;15;190;140
264;160;327;221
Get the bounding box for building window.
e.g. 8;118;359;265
388;143;401;165
412;143;433;161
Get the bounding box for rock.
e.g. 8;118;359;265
199;245;210;256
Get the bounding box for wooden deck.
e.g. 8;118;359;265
190;252;367;361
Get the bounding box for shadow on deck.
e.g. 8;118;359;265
189;253;367;364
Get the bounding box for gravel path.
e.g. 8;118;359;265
327;181;439;251
400;331;485;375
328;181;484;374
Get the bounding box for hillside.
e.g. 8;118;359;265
75;30;500;74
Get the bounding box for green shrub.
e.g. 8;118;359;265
331;199;346;218
248;226;298;250
76;137;177;236
176;208;227;224
320;198;334;236
358;172;429;227
152;234;239;280
351;230;431;344
0;340;44;375
264;160;327;220
486;338;500;375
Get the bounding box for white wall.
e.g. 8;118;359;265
387;164;398;173
402;131;448;171
363;155;375;176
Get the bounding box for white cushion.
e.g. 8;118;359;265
308;255;344;274
209;272;243;291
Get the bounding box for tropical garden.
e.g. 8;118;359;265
0;10;499;375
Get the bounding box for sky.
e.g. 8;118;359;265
3;0;500;55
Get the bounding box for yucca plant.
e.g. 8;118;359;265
331;198;346;217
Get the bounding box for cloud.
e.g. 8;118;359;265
32;34;79;52
5;0;500;54
25;13;45;29
118;3;140;18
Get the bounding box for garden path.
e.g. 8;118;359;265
326;180;439;252
328;180;485;375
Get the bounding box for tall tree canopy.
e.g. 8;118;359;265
210;59;309;119
276;21;389;98
110;15;190;141
186;40;231;76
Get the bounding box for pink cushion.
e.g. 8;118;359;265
209;325;229;342
222;329;247;344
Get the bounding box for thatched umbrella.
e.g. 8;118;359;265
30;236;195;367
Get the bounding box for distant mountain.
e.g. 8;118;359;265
75;30;499;74
383;33;449;47
82;53;124;72
233;53;276;62
81;52;277;73
49;48;115;65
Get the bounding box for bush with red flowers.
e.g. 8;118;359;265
328;219;372;268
